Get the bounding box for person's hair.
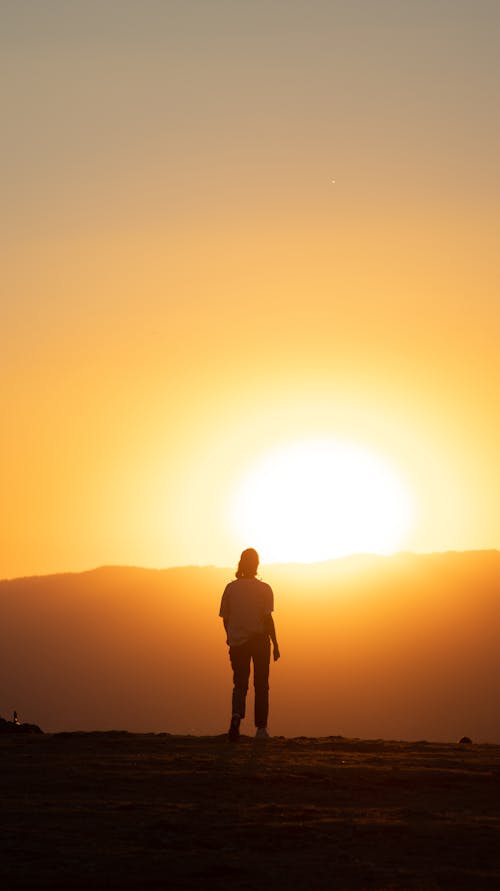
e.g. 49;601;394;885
236;548;259;579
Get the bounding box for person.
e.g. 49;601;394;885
219;548;280;741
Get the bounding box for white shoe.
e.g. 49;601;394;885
255;727;270;739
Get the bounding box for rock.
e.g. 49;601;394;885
0;715;43;734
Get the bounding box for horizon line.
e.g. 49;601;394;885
2;547;499;585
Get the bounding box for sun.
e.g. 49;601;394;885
229;439;414;563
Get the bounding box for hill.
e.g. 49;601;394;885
1;551;499;740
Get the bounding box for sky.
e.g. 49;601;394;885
2;0;499;579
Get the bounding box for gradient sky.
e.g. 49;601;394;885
2;1;499;579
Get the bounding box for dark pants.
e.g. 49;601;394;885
229;633;270;728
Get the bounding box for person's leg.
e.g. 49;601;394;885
229;641;252;720
252;634;271;729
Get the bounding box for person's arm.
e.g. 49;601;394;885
219;587;230;640
263;613;280;661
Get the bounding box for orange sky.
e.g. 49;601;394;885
2;2;499;579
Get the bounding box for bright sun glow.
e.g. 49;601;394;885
230;439;414;563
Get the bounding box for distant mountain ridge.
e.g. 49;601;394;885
1;550;499;741
2;547;498;585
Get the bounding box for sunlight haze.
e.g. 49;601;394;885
2;1;499;578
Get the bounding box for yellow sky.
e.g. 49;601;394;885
2;2;499;578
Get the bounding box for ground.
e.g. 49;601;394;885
1;733;499;889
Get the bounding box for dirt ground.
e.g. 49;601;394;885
1;733;499;890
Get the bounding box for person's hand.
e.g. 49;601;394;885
273;645;280;662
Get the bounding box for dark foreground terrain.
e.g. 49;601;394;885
1;733;499;890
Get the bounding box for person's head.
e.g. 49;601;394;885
235;548;259;579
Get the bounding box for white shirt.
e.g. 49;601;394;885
219;577;274;647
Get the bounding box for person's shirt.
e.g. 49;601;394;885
219;576;274;647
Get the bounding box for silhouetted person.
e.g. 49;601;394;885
220;548;280;741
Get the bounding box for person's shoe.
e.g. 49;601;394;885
255;727;270;739
228;715;241;742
